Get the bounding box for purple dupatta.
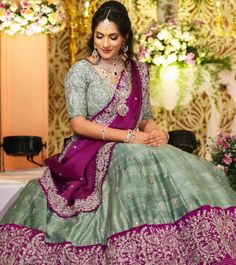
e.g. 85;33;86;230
39;60;143;218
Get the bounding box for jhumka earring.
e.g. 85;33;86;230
92;47;99;63
120;42;128;62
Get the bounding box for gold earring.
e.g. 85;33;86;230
120;43;128;61
92;47;99;63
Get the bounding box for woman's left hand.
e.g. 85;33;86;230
144;129;168;147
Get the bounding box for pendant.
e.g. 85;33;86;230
117;103;129;117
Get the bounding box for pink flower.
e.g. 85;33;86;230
20;1;28;8
216;139;229;150
145;30;153;37
222;153;233;165
150;24;158;31
167;19;176;26
139;45;148;58
186;53;195;65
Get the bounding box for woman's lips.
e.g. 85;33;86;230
101;49;112;53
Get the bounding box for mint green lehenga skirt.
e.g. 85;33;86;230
0;144;236;264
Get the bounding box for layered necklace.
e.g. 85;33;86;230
97;56;123;86
97;56;131;117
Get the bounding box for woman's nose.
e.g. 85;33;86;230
103;37;109;47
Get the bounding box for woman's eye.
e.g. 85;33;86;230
96;34;103;39
110;36;118;40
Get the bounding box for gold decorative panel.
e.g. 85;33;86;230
48;0;236;157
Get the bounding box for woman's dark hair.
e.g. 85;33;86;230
88;1;133;59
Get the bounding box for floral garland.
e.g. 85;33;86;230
207;131;236;190
0;0;66;36
136;21;231;111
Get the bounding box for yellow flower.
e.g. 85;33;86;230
0;9;7;20
47;0;59;4
23;9;34;20
48;12;57;25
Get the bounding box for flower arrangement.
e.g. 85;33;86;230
0;0;66;36
136;21;231;111
137;21;205;67
207;131;236;190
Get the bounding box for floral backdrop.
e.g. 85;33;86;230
48;0;236;157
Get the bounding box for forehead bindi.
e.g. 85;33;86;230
95;21;120;35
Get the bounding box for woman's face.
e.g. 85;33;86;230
93;20;125;60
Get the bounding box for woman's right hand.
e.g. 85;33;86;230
132;131;150;144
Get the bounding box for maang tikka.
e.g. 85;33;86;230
104;9;111;29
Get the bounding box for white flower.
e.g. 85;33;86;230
9;3;18;12
170;39;181;50
157;29;169;40
2;20;11;27
38;16;48;26
32;4;41;13
178;54;187;61
153;55;165;66
48;12;58;25
165;53;177;65
22;9;35;21
9;22;21;32
181;42;187;50
41;5;52;14
182;31;191;41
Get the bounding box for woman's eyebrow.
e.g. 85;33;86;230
95;31;120;36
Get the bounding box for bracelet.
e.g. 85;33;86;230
166;131;169;141
124;129;133;143
130;130;136;143
101;125;107;141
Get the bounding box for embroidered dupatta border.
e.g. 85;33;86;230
0;206;236;264
39;61;145;218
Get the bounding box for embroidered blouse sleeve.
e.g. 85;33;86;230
64;61;88;119
138;62;153;120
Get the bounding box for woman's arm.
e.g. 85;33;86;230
70;116;149;144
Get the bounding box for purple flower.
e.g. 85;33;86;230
222;153;233;165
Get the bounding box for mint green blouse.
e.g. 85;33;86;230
64;59;153;120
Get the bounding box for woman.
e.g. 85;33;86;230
0;1;235;264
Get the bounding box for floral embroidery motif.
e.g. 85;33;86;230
136;62;150;128
0;206;236;264
40;142;116;218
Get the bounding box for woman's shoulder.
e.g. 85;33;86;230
132;60;149;74
65;58;95;80
68;59;91;71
